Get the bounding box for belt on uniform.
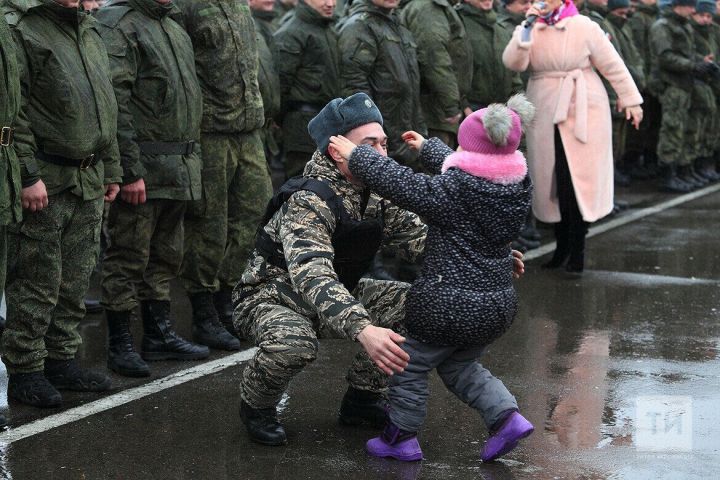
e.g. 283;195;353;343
1;126;14;147
36;150;99;170
138;141;195;156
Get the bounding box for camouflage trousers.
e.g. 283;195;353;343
657;87;692;167
101;199;185;311
2;191;103;373
238;278;409;409
181;131;273;294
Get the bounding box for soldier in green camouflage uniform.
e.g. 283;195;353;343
458;0;523;110
689;0;720;182
583;0;609;25
626;0;662;178
602;0;646;179
2;0;121;407
400;0;473;148
650;0;711;192
96;0;208;378
337;0;425;168
497;0;531;87
173;0;273;351
235;93;427;446
275;0;341;178
274;0;297;27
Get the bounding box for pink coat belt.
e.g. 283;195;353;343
531;67;593;144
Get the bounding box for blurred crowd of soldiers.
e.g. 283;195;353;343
1;0;720;423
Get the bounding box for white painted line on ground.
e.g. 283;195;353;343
523;183;720;262
0;348;257;444
3;182;720;445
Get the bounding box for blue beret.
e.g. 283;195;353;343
308;93;384;155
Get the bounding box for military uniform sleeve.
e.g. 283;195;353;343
377;200;427;264
274;27;304;113
403;9;461;118
101;26;146;184
338;21;375;97
10;28;40;188
279;191;373;340
650;24;696;73
348;144;456;227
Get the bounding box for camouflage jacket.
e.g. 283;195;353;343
174;0;264;134
602;13;646;115
650;10;699;91
0;14;22;225
582;3;607;27
457;5;522;109
253;8;281;121
690;21;719;109
4;0;121;201
274;1;340;153
95;0;202;201
236;151;427;340
497;9;529;88
338;0;425;162
627;3;659;92
400;0;473;133
273;0;294;29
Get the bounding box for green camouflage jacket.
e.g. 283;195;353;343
274;1;340;153
627;3;659;92
583;3;607;27
650;10;699;91
497;8;529;87
0;14;22;225
602;13;646;115
95;0;202;201
690;21;719;110
174;0;264;134
338;0;425;162
5;0;121;201
236;151;427;340
457;5;522;109
253;8;281;121
400;0;473;133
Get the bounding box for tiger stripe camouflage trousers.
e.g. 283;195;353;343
237;278;409;409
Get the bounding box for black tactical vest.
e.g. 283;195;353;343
255;177;385;291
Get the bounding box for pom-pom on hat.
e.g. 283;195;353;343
442;94;535;185
308;93;383;155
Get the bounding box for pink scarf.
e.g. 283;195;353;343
538;0;579;26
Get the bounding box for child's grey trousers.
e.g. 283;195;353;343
388;336;518;433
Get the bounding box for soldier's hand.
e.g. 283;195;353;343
328;135;357;160
511;249;525;279
357;325;409;376
21;179;48;212
104;183;120;203
121;178;147;205
402;131;426;151
443;113;462;125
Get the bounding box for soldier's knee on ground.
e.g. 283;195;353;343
260;334;319;372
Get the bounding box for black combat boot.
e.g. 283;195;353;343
213;288;239;339
542;222;570;269
107;309;150;377
140;300;210;361
677;165;702;189
239;400;287;446
84;297;104;314
44;358;112;392
8;372;62;408
190;293;241;351
339;386;388;428
659;165;692;193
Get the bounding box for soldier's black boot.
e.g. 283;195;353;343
659;165;692;193
107;309;150;377
8;372;62;408
677;165;702;189
339;387;388;428
0;412;7;428
239;400;287;446
44;358;112;392
140;300;210;361
213;288;239;339
542;222;570;269
84;297;104;314
190;293;241;351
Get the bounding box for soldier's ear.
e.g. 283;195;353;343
327;144;346;164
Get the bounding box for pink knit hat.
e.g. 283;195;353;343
442;94;535;185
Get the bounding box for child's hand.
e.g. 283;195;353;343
402;131;426;151
329;135;357;160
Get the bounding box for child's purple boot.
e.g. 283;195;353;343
366;422;423;461
480;411;534;462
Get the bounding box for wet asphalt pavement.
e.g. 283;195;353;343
0;184;718;479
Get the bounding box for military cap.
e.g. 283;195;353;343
608;0;630;10
696;0;716;13
672;0;697;6
308;93;384;155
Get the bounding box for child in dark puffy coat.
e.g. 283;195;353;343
329;94;536;463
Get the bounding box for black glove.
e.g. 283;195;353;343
693;61;715;77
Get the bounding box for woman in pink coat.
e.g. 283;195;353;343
502;0;643;275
